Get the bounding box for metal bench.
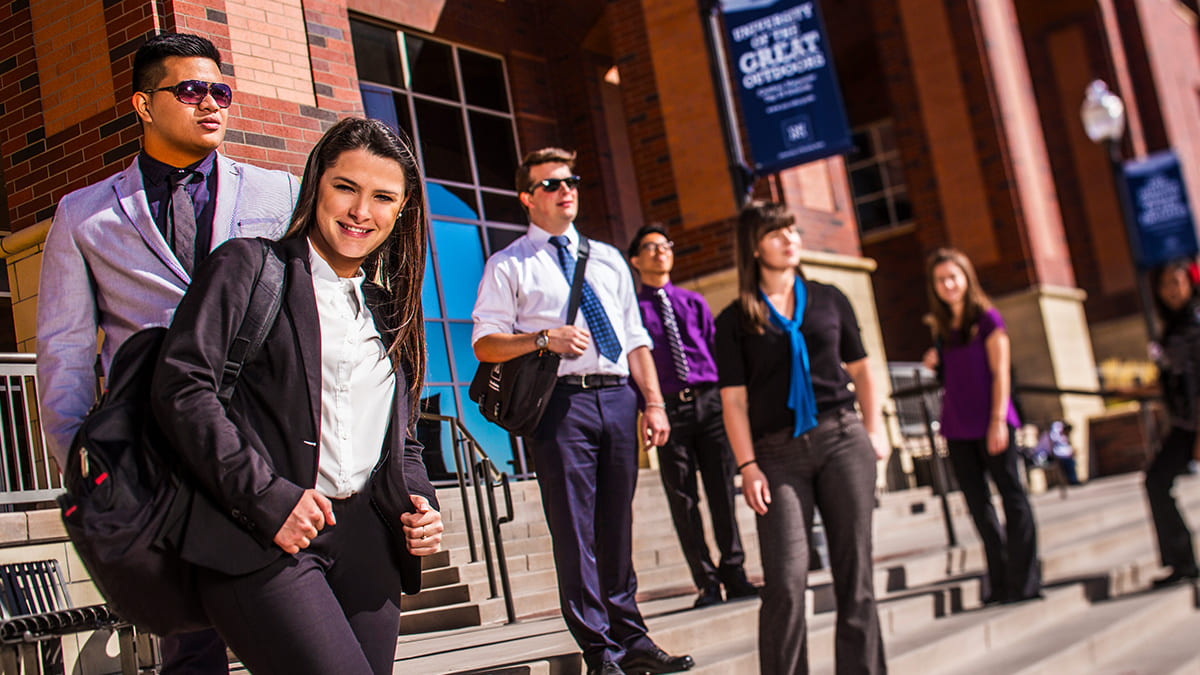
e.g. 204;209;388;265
0;560;142;675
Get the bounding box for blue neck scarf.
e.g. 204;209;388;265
761;275;818;437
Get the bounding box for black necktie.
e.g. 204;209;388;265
655;288;690;383
168;170;199;275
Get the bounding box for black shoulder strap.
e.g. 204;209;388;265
566;236;590;324
217;242;286;406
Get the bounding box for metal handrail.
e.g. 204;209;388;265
0;355;61;507
419;412;517;624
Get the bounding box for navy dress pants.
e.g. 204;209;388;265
528;382;653;669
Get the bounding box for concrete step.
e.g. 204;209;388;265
882;585;1092;675
944;583;1198;675
399;596;510;634
1093;588;1200;674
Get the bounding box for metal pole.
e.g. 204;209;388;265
699;0;752;208
914;369;957;548
1107;140;1161;459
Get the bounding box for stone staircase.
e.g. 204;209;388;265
228;468;1200;674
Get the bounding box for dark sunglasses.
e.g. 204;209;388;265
528;175;581;193
142;80;234;109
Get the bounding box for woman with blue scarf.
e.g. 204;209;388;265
716;202;887;674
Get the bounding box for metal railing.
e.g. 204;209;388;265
0;354;61;506
419;412;517;624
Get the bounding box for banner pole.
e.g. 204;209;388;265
699;0;753;208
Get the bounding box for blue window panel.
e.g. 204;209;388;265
432;220;486;320
425;321;452;384
457;385;515;473
447;322;478;384
417;386;458;480
422;244;440;319
427;183;479;220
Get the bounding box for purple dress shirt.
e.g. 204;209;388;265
637;282;720;394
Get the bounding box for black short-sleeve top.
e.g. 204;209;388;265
715;279;867;441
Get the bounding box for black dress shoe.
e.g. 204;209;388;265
587;662;625;675
721;568;760;600
693;584;723;608
1152;568;1200;588
620;646;695;674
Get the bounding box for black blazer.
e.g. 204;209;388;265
151;236;437;594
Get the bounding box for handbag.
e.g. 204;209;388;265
469;237;590;436
57;241;285;636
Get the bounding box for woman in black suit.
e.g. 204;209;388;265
152;117;442;675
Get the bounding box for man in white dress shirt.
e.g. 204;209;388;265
472;148;693;675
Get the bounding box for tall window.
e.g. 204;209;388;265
349;19;526;477
848;120;912;237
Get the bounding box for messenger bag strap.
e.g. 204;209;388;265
217;241;287;406
565;236;590;325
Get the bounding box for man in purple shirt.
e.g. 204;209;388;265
628;224;758;608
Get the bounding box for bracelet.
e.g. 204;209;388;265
645;402;666;409
737;459;757;471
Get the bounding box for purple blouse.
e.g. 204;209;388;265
939;307;1021;440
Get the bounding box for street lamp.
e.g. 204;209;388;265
1079;79;1157;340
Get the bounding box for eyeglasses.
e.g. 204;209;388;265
639;240;674;254
527;176;581;193
142;80;234;109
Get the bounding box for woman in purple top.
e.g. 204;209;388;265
922;248;1041;604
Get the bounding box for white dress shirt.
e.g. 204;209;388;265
472;223;653;377
309;243;395;498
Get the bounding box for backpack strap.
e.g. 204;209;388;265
217;242;286;406
566;236;590;324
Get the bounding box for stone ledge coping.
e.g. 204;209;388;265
0;509;67;547
0;220;50;261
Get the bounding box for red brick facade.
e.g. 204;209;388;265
6;0;1200;368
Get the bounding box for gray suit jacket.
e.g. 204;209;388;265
36;153;300;464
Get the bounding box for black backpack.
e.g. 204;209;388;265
57;241;285;636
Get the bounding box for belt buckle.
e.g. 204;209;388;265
580;374;593;389
678;388;695;403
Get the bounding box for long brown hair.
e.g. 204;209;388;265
733;201;802;334
924;247;993;342
283;117;428;425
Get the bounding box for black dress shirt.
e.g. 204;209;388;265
139;150;217;268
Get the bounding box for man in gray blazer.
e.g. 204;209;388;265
35;33;299;675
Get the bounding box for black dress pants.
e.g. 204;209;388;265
947;429;1041;603
196;493;404;675
659;385;746;590
1145;427;1198;574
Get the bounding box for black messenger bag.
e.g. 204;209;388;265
469;237;590;436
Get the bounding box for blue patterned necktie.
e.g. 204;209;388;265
549;236;623;363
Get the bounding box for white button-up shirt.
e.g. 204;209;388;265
471;223;652;377
309;243;395;498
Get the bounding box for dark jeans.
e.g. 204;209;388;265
753;407;885;675
660;384;745;590
947;429;1041;602
196;493;403;675
1145;427;1198;573
528;383;653;669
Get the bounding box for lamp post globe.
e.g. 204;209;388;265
1080;79;1126;145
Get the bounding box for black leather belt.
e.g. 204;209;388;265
667;384;715;404
558;374;628;389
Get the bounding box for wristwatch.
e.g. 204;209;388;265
534;329;549;350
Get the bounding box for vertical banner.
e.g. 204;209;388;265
1122;150;1199;268
719;0;852;175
